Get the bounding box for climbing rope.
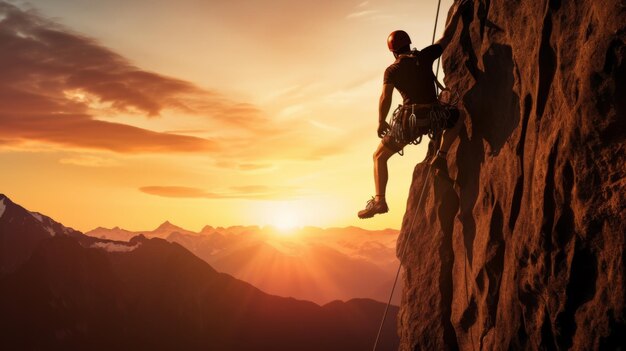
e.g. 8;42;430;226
371;1;445;350
371;163;433;351
432;0;443;95
431;0;442;46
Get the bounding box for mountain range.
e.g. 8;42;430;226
0;194;399;350
87;221;403;305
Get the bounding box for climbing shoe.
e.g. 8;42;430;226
358;197;389;219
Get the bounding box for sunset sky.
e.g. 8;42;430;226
0;0;453;232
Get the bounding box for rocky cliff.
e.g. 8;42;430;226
398;1;625;350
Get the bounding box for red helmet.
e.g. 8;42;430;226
387;30;411;52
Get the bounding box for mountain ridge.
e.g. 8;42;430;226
0;194;400;350
86;220;402;304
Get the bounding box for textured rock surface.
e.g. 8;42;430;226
397;1;625;350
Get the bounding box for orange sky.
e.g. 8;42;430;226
0;0;453;232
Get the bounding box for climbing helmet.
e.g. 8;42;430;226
387;30;411;52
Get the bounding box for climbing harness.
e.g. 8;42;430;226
388;100;459;151
428;101;457;140
389;103;429;146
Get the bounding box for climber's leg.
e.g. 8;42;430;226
373;142;395;202
439;109;465;153
358;138;404;219
430;109;465;180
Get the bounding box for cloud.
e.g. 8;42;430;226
237;163;275;171
229;185;275;193
215;159;276;171
345;2;392;21
140;186;211;198
346;10;378;19
0;110;217;153
0;1;352;163
0;2;268;154
139;185;302;200
308;119;342;133
213;161;277;172
59;155;120;167
306;140;352;160
91;241;140;253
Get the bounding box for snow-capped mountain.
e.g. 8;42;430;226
0;194;399;350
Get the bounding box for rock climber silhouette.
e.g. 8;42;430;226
358;0;472;219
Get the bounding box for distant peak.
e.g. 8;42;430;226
156;220;181;230
200;225;214;233
129;234;148;244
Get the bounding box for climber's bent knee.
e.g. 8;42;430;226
373;142;398;162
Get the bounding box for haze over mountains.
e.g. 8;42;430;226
88;221;403;304
0;194;399;350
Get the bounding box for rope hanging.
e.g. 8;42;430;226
371;164;433;351
432;0;443;95
431;0;443;95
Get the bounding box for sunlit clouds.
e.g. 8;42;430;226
59;155;120;167
0;1;217;153
0;0;454;231
139;185;302;200
0;1;326;158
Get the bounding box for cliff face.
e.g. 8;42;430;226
398;1;625;350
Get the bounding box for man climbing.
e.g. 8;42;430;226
358;0;470;219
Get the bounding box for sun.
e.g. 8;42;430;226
272;212;299;232
267;203;302;235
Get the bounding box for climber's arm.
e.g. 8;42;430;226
436;0;471;51
379;84;393;123
377;83;394;138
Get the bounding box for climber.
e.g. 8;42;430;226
358;0;470;219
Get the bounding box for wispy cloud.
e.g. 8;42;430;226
237;163;275;171
139;185;302;200
308;120;342;133
59;155;120;167
346;10;379;19
346;1;391;21
0;1;353;163
0;2;268;154
91;241;140;253
214;161;276;172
